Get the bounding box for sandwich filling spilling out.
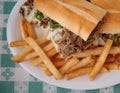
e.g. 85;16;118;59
19;0;120;59
99;33;120;46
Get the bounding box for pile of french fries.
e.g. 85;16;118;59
10;20;120;80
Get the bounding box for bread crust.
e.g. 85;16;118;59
99;13;120;34
59;0;106;24
91;0;120;13
34;0;106;41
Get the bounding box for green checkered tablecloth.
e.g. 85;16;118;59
1;0;120;93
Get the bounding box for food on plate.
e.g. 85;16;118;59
89;39;113;80
20;20;37;39
11;39;55;62
19;0;106;59
9;0;120;80
25;37;63;80
91;0;120;47
75;46;120;58
66;56;95;73
115;54;120;62
59;57;79;75
10;37;50;47
10;23;120;80
104;63;120;70
39;63;52;76
97;13;120;46
66;66;108;80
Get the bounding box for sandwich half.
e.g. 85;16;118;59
91;0;120;46
19;0;107;59
98;13;120;46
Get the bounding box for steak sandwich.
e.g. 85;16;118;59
19;0;107;59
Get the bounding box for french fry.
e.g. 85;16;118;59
11;45;32;62
29;48;57;66
59;57;79;75
100;67;109;73
89;39;113;81
66;56;94;73
110;47;120;55
10;37;49;47
24;52;38;61
25;37;63;80
105;55;116;63
119;65;120;69
67;67;108;80
20;20;37;39
11;37;55;63
115;54;120;62
44;68;53;76
86;61;96;67
75;46;120;58
30;57;43;66
24;43;55;61
25;21;37;39
42;42;54;52
46;48;58;57
30;57;66;68
74;47;102;58
39;63;52;76
52;54;63;61
53;60;66;68
54;54;61;59
94;55;116;63
20;20;29;39
67;67;92;80
104;63;119;70
10;40;27;47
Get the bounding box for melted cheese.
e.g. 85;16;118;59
25;8;35;22
47;28;63;41
21;5;63;41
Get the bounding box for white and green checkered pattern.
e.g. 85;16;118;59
0;0;120;93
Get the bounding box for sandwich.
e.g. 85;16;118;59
90;0;120;46
19;0;107;59
98;13;120;46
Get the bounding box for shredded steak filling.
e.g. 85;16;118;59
19;0;33;17
100;33;120;46
55;28;99;59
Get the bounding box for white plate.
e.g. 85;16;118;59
7;0;120;90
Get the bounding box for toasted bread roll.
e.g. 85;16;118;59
99;13;120;34
91;0;120;13
34;0;106;41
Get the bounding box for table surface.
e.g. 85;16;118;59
1;0;120;93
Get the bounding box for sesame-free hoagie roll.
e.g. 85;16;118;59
34;0;106;41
